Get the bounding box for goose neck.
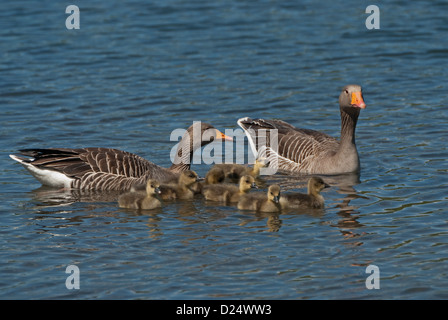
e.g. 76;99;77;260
339;108;359;147
169;133;196;173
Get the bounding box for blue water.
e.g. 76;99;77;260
1;0;448;299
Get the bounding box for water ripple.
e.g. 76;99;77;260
1;0;447;299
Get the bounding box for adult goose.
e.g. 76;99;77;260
9;122;232;191
237;85;366;174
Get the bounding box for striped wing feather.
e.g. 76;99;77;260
18;148;176;190
239;118;339;173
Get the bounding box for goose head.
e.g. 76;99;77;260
175;122;232;157
267;184;281;204
171;123;233;172
186;122;233;148
179;170;199;187
339;84;366;118
239;175;257;192
146;179;161;195
254;157;270;169
308;176;330;195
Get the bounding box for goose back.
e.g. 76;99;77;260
237;85;366;174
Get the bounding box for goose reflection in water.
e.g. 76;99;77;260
260;171;368;236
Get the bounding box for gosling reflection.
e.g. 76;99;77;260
29;185;123;207
260;171;366;237
238;211;282;232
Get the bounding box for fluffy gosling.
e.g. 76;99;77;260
280;176;330;209
118;179;162;210
212;157;268;182
159;170;199;200
191;166;226;194
237;184;281;213
202;175;257;203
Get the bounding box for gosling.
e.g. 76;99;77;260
191;166;226;194
237;184;282;213
212;157;268;182
202;175;257;203
159;170;199;200
118;179;162;210
280;176;330;209
204;166;226;184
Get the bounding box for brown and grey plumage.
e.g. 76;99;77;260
237;184;282;213
237;85;366;174
202;175;257;203
211;157;269;182
9;122;232;191
118;179;162;210
280;177;330;209
159;170;199;200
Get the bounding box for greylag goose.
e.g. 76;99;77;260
202;175;257;203
211;157;269;182
118;179;162;210
9;122;232;191
280;176;330;209
237;85;366;174
237;184;282;213
159;170;199;200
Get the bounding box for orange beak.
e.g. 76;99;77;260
351;92;366;109
215;129;233;142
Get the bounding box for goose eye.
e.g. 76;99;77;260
345;89;349;94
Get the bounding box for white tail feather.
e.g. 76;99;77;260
9;154;73;188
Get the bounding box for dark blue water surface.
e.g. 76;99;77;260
1;0;447;299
